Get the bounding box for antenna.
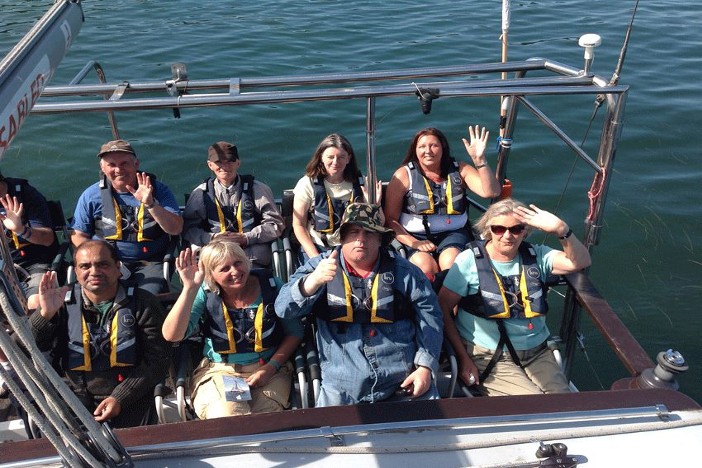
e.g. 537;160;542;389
578;34;602;75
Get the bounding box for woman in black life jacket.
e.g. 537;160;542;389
437;198;591;396
163;240;304;418
385;126;501;282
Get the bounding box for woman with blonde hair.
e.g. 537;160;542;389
163;240;303;418
438;198;591;396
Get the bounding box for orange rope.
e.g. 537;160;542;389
587;166;606;222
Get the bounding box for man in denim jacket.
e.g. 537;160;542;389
275;202;443;406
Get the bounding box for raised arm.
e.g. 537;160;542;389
513;204;592;275
275;251;333;319
162;248;203;341
459;125;501;198
298;249;338;297
35;271;70;321
128;173;183;235
0;194;55;247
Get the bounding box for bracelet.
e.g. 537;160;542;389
559;228;573;240
144;201;156;210
268;358;282;372
474;163;487;169
19;225;31;238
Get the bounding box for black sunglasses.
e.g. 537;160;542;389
490;224;526;236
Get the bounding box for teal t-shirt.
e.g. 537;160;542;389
185;277;304;365
442;243;557;351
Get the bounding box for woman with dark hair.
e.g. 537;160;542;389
384;126;501;281
292;133;377;262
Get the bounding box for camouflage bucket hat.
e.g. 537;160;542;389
328;202;394;245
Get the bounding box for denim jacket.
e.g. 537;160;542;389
275;248;443;405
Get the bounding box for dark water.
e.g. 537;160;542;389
1;0;701;401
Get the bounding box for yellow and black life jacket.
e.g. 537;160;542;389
95;172;165;242
458;240;548;319
403;159;466;216
204;269;282;354
65;283;138;371
314;247;413;323
202;175;258;234
312;175;364;234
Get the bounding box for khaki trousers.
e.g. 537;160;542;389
466;341;572;397
191;360;292;419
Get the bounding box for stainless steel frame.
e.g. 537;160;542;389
30;56;629;379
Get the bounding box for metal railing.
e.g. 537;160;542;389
29;54;632;380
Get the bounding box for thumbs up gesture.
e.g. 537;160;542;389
304;249;339;294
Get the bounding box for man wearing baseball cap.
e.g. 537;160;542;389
182;141;284;269
70;139;183;294
276;202;443;406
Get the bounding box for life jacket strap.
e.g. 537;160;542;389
479;319;523;382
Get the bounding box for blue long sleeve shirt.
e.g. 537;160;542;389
275;249;443;405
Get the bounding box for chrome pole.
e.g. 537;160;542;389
365;97;377;203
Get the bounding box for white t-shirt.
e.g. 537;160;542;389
293;176;358;247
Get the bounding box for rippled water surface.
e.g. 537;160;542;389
2;0;701;400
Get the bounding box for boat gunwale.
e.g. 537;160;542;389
1;388;698;464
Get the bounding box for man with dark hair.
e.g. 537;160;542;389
276;202;443;406
29;240;170;427
71;139;183;294
183;141;284;269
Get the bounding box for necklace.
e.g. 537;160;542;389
222;277;259;309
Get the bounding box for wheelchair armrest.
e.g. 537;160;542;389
282;237;295;281
292;347;310;408
154;382;173;424
50;242;72;272
441;338;458;398
154;383;172;399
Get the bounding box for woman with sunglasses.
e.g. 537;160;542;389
437;198;591;396
384;126;501;282
162;240;303;419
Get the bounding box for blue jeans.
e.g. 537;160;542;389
313;319;440;406
318;380;439;406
